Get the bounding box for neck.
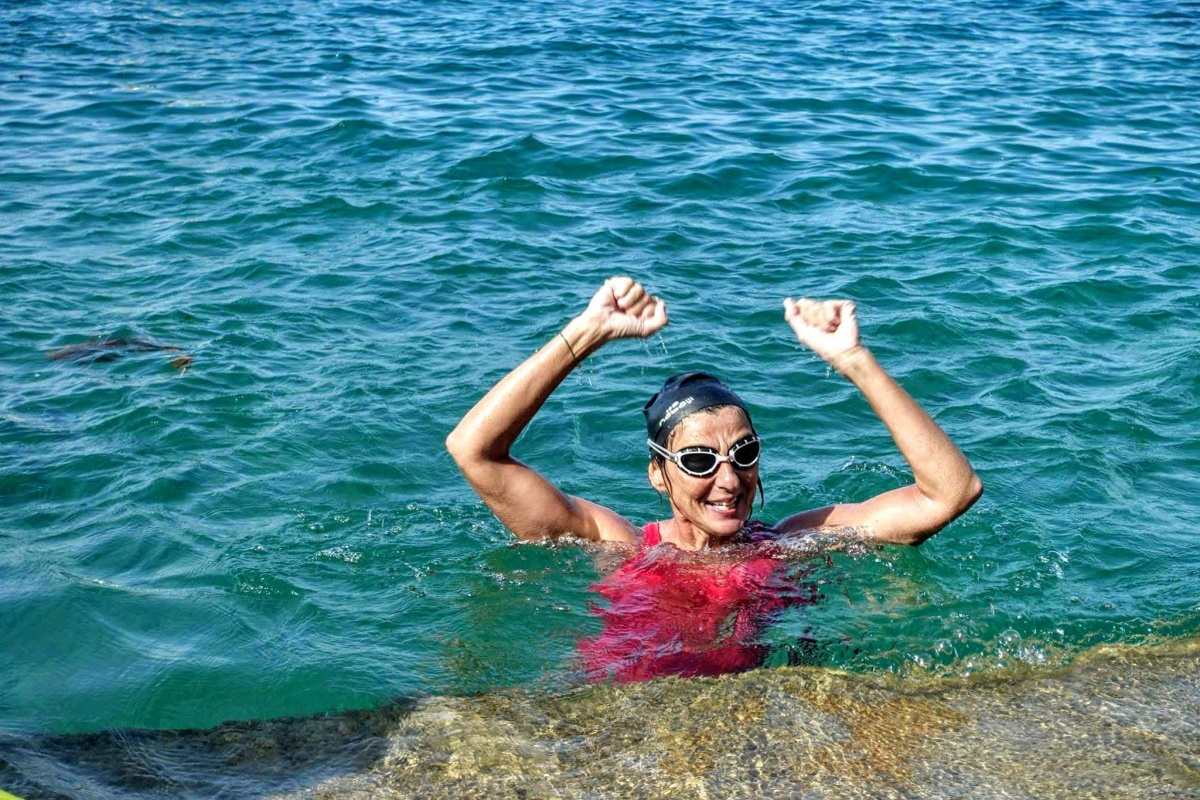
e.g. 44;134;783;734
663;519;729;551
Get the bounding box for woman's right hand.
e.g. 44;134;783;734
580;277;669;341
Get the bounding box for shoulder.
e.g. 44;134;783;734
570;496;643;545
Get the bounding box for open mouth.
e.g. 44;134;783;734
706;495;742;514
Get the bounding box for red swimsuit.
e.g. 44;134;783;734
577;521;816;682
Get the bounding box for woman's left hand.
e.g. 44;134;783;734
784;298;862;367
778;296;983;546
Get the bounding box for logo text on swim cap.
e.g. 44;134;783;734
657;396;695;430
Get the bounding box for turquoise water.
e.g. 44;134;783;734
2;0;1199;792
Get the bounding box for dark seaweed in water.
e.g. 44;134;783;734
46;338;192;371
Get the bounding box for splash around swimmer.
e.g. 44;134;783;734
447;277;982;552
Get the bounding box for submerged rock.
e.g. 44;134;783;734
2;638;1199;799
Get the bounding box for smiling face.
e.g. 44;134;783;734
648;405;759;545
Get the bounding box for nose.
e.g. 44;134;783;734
713;459;740;490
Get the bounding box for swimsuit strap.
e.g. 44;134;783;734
641;521;662;546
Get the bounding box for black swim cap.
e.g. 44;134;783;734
643;372;751;448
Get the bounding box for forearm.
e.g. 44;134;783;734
833;346;981;510
446;315;609;463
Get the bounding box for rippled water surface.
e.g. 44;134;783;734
2;0;1199;796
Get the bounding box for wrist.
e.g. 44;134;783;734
829;345;874;376
560;315;610;360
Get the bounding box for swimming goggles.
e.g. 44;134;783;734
647;436;761;478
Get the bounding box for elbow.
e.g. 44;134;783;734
445;428;465;462
907;473;984;548
446;425;503;475
938;471;983;530
445;426;480;470
961;471;984;512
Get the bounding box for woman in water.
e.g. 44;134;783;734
446;277;982;680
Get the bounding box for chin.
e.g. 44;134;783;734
705;512;750;536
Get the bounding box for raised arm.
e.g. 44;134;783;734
445;277;668;544
775;299;982;546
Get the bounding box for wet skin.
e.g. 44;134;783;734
648;406;758;550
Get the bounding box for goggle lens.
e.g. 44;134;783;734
673;437;761;477
731;437;761;468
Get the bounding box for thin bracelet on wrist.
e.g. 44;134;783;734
830;344;868;372
559;331;581;366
